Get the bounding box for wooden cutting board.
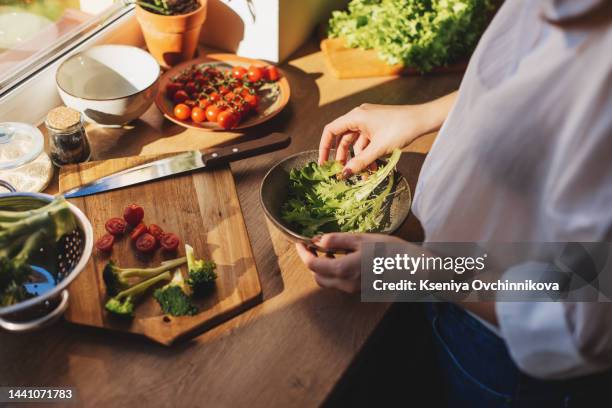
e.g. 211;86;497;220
59;155;262;345
321;38;467;79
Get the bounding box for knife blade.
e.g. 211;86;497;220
62;132;290;198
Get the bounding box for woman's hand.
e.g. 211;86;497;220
319;92;457;177
295;233;407;293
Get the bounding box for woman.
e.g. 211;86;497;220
297;0;612;406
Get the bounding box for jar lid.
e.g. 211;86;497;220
0;122;44;170
46;106;81;130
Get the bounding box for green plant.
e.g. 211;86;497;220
102;257;187;296
154;268;198;316
128;0;200;16
328;0;493;73
281;149;403;237
185;244;217;297
105;271;172;317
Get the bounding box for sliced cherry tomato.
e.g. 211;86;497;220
205;105;221;122
232;66;247;80
247;65;264;82
217;110;239;129
135;233;157;253
160;233;180;252
173;90;188;104
264;65;280;81
123;204;144;226
191;106;206;123
105;217;127;235
95;233;115;252
166;82;182;99
129;222;148;241
244;93;259;109
174;103;191;120
148;224;164;242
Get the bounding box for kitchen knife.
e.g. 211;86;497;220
62;132;290;198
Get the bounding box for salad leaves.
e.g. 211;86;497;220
328;0;493;73
281;149;402;237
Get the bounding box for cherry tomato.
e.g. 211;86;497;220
160;233;180;252
95;234;114;252
219;85;230;95
191;106;206;123
173;90;188;104
264;65;280;81
148;224;164;242
123;204;144;226
205;105;221;122
184;99;197;108
129;222;148;241
185;81;197;94
247;65;264;82
135;233;157;253
244;93;259;110
209;92;221;103
166;82;182;99
224;92;236;102
174;103;191;120
105;217;127;235
232;66;247;80
198;99;211;110
217;110;238;129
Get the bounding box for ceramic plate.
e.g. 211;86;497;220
155;54;290;131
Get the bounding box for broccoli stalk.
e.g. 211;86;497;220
105;271;172;317
154;268;198;316
185;244;217;297
103;256;187;296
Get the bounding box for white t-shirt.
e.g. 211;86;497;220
412;0;612;379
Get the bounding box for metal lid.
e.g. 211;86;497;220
0;122;44;170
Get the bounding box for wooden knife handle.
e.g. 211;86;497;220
203;132;291;167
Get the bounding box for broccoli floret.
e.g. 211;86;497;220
103;256;186;296
0;231;46;307
105;271;172;317
185;244;217;297
154;269;198;316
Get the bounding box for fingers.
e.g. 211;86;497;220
343;144;382;178
353;134;369;156
319;110;362;165
295;243;361;280
315;233;363;251
335;132;358;164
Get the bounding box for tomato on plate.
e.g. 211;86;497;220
217;110;238;130
264;65;280;81
166;82;182;99
247;65;264;82
232;66;247;80
191;106;206;123
205;105;222;122
148;224;164;241
135;233;157;253
95;234;115;252
160;233;180;252
174;103;191;120
209;92;221;104
105;217;127;235
123;204;144;226
129;222;148;241
244;93;259;110
198;99;211;110
173;90;188;104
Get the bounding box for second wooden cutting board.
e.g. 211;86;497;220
59;154;262;345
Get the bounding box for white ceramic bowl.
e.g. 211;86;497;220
56;45;160;126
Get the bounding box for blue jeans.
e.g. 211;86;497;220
425;303;612;408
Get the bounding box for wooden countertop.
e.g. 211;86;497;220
0;39;461;407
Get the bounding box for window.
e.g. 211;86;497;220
0;0;132;96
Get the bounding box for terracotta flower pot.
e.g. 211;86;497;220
135;2;207;69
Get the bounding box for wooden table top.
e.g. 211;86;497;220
0;39;461;407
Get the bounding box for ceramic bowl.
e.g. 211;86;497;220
56;45;160;126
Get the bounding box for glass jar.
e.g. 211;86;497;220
45;106;91;166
